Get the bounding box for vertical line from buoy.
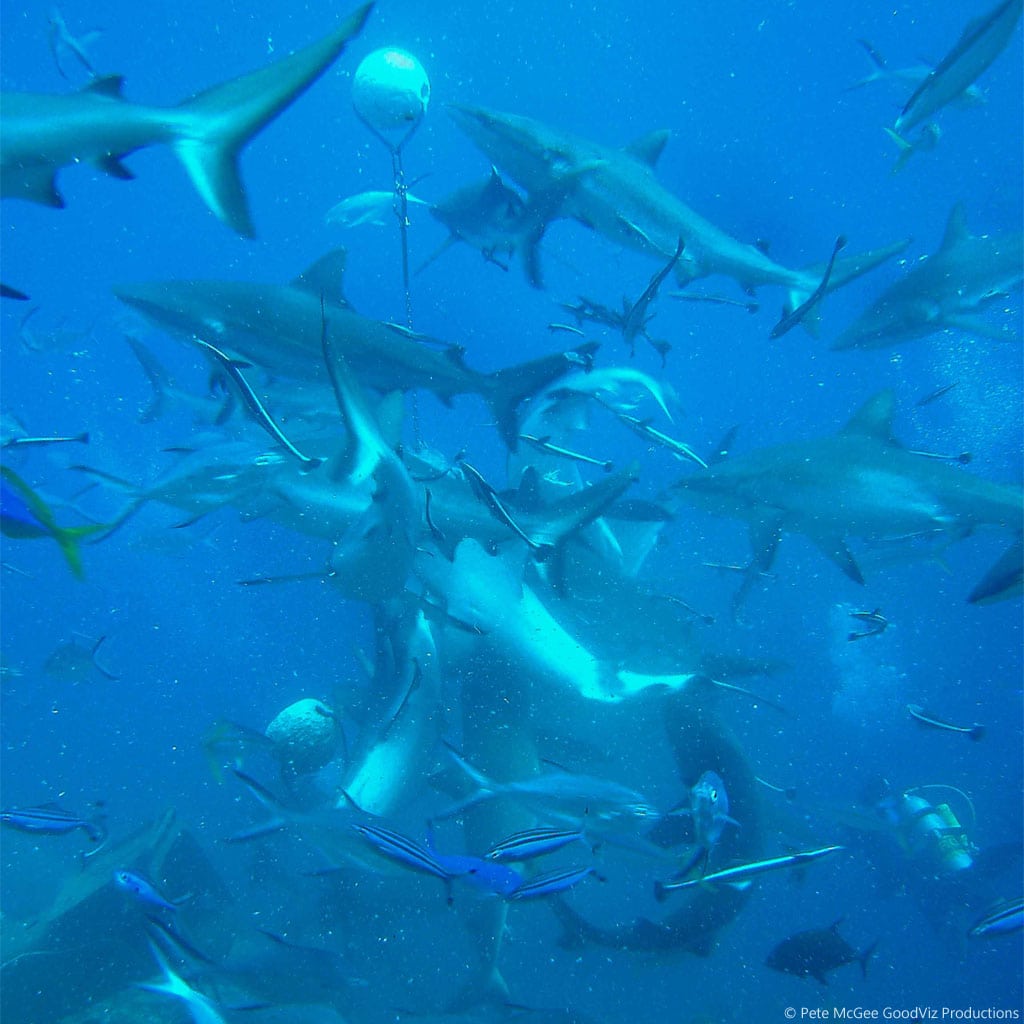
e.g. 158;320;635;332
391;139;421;448
391;147;414;332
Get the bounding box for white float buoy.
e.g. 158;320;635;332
350;47;429;356
352;47;430;147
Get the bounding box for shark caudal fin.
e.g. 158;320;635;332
783;237;912;338
171;5;372;236
483;342;599;449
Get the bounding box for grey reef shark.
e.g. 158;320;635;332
448;103;909;328
0;5;373;236
114;249;597;448
833;204;1023;350
672;390;1023;603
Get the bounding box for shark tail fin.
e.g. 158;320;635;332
170;6;372;236
784;235;912;337
482;342;599;448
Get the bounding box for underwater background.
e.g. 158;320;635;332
1;1;1021;1022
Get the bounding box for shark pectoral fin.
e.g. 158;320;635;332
748;518;782;573
814;535;865;584
96;154;135;180
17;167;65;208
521;225;547;289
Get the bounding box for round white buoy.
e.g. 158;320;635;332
352;47;430;144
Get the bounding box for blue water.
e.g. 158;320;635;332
1;2;1021;1022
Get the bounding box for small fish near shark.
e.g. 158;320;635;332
1;802;107;848
0;465;106;579
0;6;373;236
765;918;878;986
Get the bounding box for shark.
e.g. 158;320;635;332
832;205;1023;350
339;603;445;817
891;0;1022;141
672;390;1023;595
114;250;596;448
420;167;549;286
1;5;372;235
417;539;716;705
448;104;906;312
317;315;419;606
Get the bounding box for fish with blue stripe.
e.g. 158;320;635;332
1;802;106;847
508;866;596;901
485;826;589;863
968;898;1023;938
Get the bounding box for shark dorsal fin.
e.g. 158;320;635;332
938;203;970;253
292;249;348;306
84;74;127;99
514;466;543;513
841;390;897;443
624;129;671;167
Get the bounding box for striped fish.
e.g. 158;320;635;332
485;826;588;863
969;898;1023;938
1;803;105;844
351;822;451;880
508;866;595;901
